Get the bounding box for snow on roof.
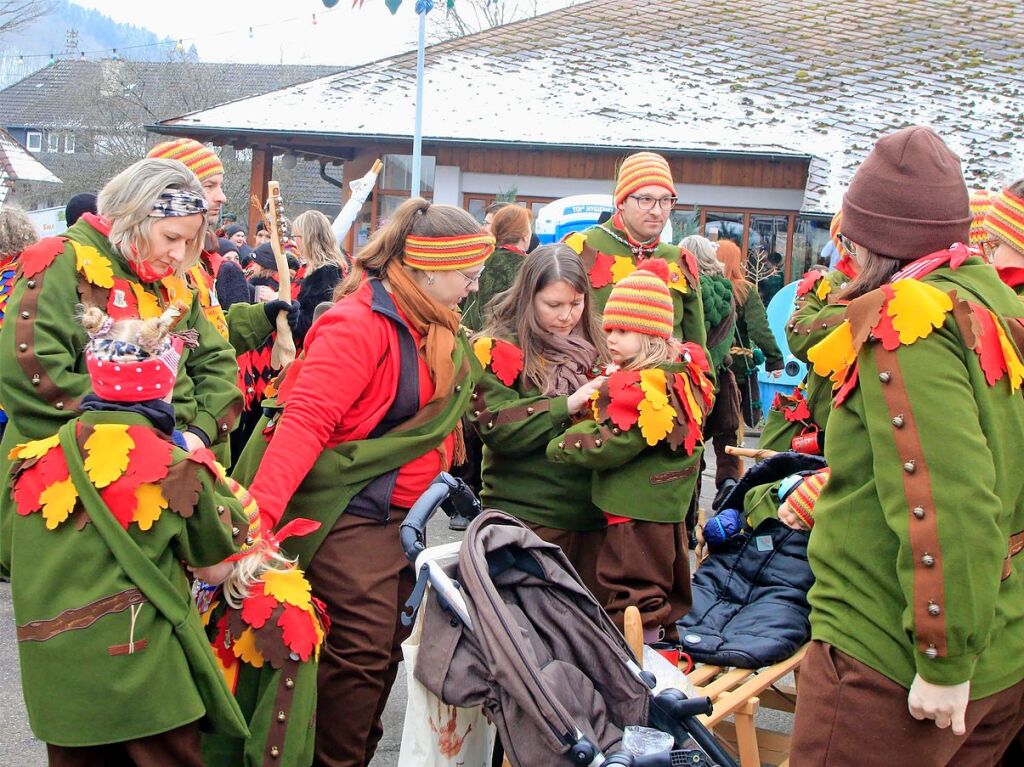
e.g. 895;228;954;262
0;129;62;185
155;0;1024;214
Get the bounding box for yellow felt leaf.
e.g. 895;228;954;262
815;279;832;301
73;242;114;288
9;433;60;461
472;337;493;368
666;262;688;294
39;478;78;529
231;627;265;668
563;231;586;255
638;368;669;409
130;283;162;319
995;321;1024;392
200;600;220;628
262;567;312;609
611;256;636;284
678;374;704;426
887;280;952;345
313;611;325;661
83;424;134;488
808;320;858;385
159;275;194;308
637;397;676;446
133;483;167;531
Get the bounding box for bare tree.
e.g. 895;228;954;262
0;0;52;38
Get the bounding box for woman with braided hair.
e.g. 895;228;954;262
233;197;493;767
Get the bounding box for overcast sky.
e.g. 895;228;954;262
73;0;575;67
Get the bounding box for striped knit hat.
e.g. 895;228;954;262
984;184;1024;255
603;258;674;339
404;232;495;271
786;468;831;529
614;152;675;206
969;189;995;247
147;138;224;182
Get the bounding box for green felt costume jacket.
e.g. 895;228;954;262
805;257;1024;699
226;302;275;355
546;359;712;523
460;246;525;332
0;221;242;574
4;411;250;746
468;335;604;532
729;286;783;382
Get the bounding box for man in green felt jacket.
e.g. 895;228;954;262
789;126;1024;765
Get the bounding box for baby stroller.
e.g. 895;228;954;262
401;473;740;767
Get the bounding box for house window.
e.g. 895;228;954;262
64;134;75;154
26;131;42;152
47;133;59;152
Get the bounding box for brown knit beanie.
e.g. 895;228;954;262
841;126;971;261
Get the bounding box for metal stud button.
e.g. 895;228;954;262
912;506;925;519
921;553;935;567
26;279;36;289
270;746;280;758
487;421;494;429
232;527;240;536
221;423;229;432
925;644;938;659
245;536;254;546
526;407;534;415
18;343;27;352
878;371;891;383
928;602;941;616
277;710;287;722
574;441;582;449
612;428;621;435
285;678;295;689
473;410;480;417
31;374;40;385
594;439;602;447
21;310;29;319
558;441;565;449
454;385;461;393
55;401;64;410
891;415;905;428
903;460;916;474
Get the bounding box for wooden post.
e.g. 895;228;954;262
247;147;273;245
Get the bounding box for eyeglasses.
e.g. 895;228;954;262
628;194;677;211
456;268;484;287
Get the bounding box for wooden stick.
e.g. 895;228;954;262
725;445;777;460
266;181;296;369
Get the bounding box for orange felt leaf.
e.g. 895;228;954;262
605;370;643;430
159;275;193;307
278;603;320;662
871;286;901;351
780;393;811;422
231;627;265;668
241;584;278;630
666;262;688;294
796;270;822;298
562;231;587;255
132;483;167;531
130;283;162;320
637;397;676;446
638;369;669;407
472;337;493;368
39;478;78;530
84;424;134;488
9;434;60;461
588;251;615;288
886;280;952;345
815;278;832;301
72;242;114;288
19;237;66;278
808;320;858;386
262;567;313;610
996;320;1024;392
490;339;524;386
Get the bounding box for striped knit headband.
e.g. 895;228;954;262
984;185;1024;255
404;232;496;272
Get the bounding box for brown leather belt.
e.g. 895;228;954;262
17;588;147;643
1002;530;1024;581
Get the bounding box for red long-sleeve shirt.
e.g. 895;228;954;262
248;280;453;526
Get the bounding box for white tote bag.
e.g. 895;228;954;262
397;603;496;767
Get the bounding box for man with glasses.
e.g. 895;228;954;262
568;151;708;352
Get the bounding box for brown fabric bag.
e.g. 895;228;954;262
413;512;650;766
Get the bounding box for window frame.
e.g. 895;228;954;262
25;131;42;152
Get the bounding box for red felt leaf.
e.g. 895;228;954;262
679;247;699;288
589;251;615;289
278;603;319;662
783;397;812;422
872;285;901;351
241;584;278;630
213;614;236;668
680;342;710;374
605;371;643;430
13;448;70;515
19;237;65;278
971;304;1005;386
834;364;860;408
490;339;524;387
100;475;140;529
796;270;822;298
312;596;331;634
187;448;221;477
105;278;140;321
123;427;174;484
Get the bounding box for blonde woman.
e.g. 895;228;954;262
0;158;241;505
291;209;349;344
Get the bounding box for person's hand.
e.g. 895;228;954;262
908;676;970;735
181;431;206;452
189;560;234;586
264;299;300;331
777;498;811;531
255;285;276;303
567;376;607;415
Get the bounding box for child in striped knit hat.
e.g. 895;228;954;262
547;258;715;643
983;178;1024;295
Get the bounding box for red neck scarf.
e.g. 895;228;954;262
996;265;1024;289
601;211;661;259
83;212;172;282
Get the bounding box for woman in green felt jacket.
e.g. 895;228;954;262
790;126;1024;766
548;258;714;640
470;243;610;596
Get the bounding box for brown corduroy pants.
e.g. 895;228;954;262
46;722;203;767
597;519;691;640
791;641;1024;767
304;508;415;767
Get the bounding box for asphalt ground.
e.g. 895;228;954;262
0;434;792;766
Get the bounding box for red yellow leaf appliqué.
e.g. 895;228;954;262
605;370;643;430
279;603;320;662
610;256;636;284
886;280;952;346
83;424;134;488
130;283;162;319
231;627;265;668
262;567;313;610
588;251;615;289
241;583;278;630
72;241;114;289
666;262;689;294
774;389;812;422
796;270;823;298
20;237;66;278
678;248;699;289
106;278;140;321
38;478;78;530
12;444;71;516
472;337;493;368
9;434;60;461
972;305;1024;390
808;320;858;386
132;483;167;531
490;340;524;387
816;279;832;301
122;427;174;484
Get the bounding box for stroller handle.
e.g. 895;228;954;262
400;472;462;562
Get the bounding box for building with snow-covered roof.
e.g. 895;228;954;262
0;128;61;209
150;0;1024;279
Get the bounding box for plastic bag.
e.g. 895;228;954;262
643;644;698;698
622;725;674;756
397;609;496;767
